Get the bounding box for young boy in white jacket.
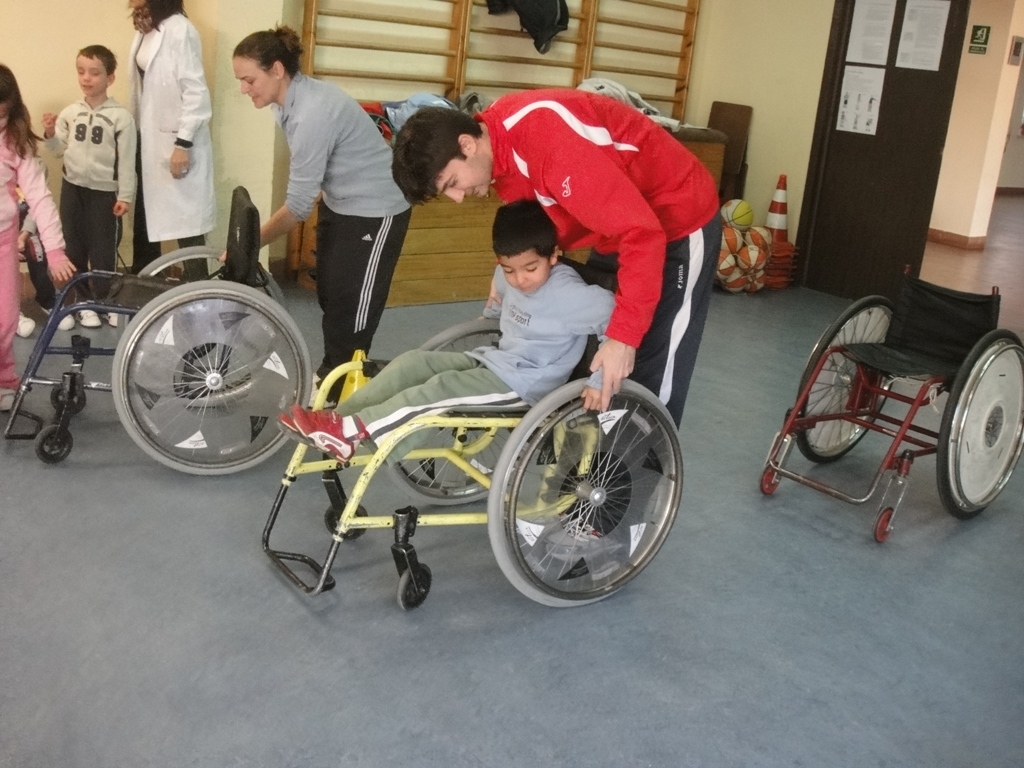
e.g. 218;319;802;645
42;45;136;328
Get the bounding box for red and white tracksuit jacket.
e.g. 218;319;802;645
477;89;719;348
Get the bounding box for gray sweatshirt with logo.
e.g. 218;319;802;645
470;263;614;404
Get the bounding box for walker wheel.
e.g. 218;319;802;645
760;465;780;495
324;505;368;540
397;563;432;610
874;507;895;543
50;387;86;415
35;424;74;464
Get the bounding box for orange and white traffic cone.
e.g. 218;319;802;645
765;174;789;244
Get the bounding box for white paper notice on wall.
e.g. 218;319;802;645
896;0;950;71
848;0;897;66
837;65;885;135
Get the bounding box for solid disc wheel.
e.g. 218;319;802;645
796;296;893;463
50;387;86;415
35;424;73;464
140;246;286;305
397;564;432;610
390;317;509;505
111;282;311;475
324;505;368;540
760;465;780;495
488;380;683;607
874;507;894;543
937;331;1024;519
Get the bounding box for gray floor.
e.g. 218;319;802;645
2;283;1022;768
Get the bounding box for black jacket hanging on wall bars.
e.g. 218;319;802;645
486;0;569;54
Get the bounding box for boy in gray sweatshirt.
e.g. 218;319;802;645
279;199;615;463
42;45;136;328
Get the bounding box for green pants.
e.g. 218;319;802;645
339;349;526;459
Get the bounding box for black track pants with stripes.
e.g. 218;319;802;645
589;212;721;425
313;201;412;380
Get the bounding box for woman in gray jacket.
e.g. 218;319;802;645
232;26;411;395
128;0;215;273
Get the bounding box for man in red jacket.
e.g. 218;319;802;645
392;89;720;424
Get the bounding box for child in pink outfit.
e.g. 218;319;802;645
1;64;75;408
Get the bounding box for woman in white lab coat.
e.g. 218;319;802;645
127;0;215;273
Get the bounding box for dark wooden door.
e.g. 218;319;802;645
797;0;971;301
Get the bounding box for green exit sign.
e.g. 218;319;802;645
969;24;990;54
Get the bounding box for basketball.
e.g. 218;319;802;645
721;199;754;231
745;273;766;293
744;226;773;252
736;244;767;276
721;225;744;254
716;250;747;293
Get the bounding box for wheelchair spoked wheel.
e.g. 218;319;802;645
140;246;286;306
112;282;312;475
796;296;893;463
391;426;512;505
488;381;683;607
936;330;1024;519
390;317;507;505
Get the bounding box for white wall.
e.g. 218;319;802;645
931;0;1024;237
996;55;1024;188
685;0;836;237
0;0;301;264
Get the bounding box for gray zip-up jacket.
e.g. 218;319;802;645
272;73;408;221
471;263;614;404
45;98;136;203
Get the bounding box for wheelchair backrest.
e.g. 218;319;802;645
886;276;1000;366
222;186;262;287
560;258;619;382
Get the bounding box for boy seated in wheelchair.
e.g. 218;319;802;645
279;199;615;462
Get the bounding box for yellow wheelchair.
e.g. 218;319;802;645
262;318;684;609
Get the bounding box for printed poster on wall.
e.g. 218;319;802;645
896;0;950;70
847;0;897;65
837;65;885;135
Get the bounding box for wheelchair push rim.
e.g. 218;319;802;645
796;295;893;463
937;331;1024;518
487;380;683;607
140;245;286;306
112;281;312;475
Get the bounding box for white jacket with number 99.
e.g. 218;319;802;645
128;13;215;241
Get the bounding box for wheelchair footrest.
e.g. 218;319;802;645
264;547;337;594
3;405;44;440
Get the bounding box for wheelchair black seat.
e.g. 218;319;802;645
844;276;1000;380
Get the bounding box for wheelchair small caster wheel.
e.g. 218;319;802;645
760;466;780;495
35;425;74;464
324;505;368;540
50;387;86;415
397;563;432;610
874;507;895;543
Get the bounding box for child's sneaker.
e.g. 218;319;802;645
289;408;367;462
0;389;14;412
277;404;305;440
16;313;36;338
77;309;102;328
47;309;76;331
107;313;119;328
